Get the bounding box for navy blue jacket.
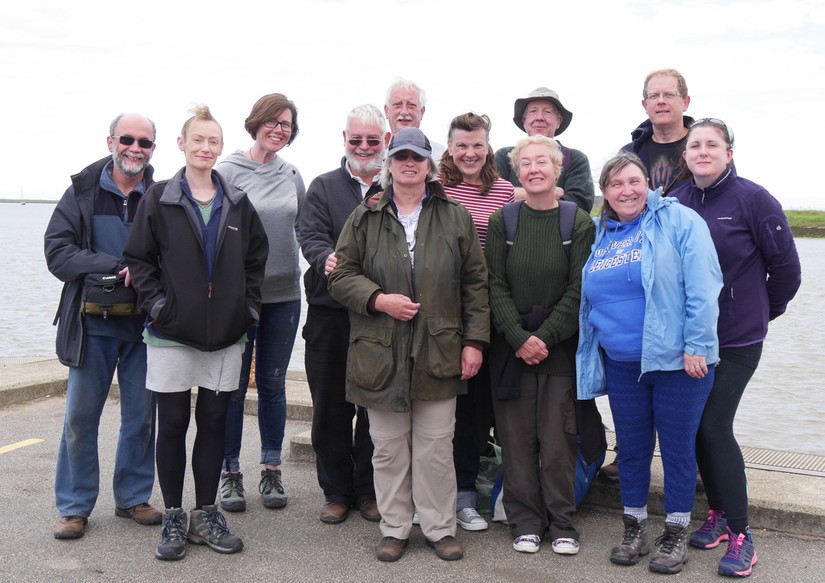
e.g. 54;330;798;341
299;157;381;309
621;116;694;194
672;171;801;347
44;157;154;366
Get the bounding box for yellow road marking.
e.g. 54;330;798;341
0;438;45;454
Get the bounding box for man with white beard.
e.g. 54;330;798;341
384;78;446;161
45;113;162;539
298;104;389;525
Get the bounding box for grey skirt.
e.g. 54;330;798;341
146;338;246;393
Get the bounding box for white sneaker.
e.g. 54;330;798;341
412;510;420;525
552;537;580;555
513;534;541;553
457;508;488;531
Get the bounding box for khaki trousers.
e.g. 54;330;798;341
367;398;457;541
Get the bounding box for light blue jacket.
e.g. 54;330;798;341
576;189;722;399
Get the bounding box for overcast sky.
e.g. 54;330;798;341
2;0;824;209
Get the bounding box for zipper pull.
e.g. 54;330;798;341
208;282;213;298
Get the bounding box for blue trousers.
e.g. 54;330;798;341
55;334;156;517
606;357;713;514
223;300;300;471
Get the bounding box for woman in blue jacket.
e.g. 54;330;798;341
673;119;801;578
577;152;722;574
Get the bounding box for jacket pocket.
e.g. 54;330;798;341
424;316;463;378
347;325;394;390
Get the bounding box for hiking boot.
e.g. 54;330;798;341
690;509;729;549
648;523;689;574
115;502;163;525
610;514;651;566
320;501;349;524
513;534;541;553
718;528;758;578
456;507;488;531
187;504;243;554
155;508;187;561
426;535;464;561
358;500;381;522
219;472;246;513
376;536;408;562
54;515;87;540
259;469;287;509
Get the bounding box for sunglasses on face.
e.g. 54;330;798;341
392;151;426;162
113;135;154;149
348;137;382;147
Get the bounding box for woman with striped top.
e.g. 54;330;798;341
438;112;514;532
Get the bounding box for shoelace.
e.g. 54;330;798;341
697;511;722;534
222;474;244;496
205;509;230;536
723;533;746;560
462;508;482;520
621;523;644;545
654;529;682;553
162;514;186;541
517;535;540;545
259;472;283;495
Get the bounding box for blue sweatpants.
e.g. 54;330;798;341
605;357;713;514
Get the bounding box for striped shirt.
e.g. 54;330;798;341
441;178;515;249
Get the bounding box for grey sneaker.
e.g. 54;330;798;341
259;469;287;509
456;507;488;531
155;508;188;561
649;523;689;574
219;472;246;513
187;504;243;554
610;514;651;566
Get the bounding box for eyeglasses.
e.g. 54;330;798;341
263;120;293;132
112;135;154;149
348;137;382;147
393;151;427;162
690;118;735;147
644;92;682;102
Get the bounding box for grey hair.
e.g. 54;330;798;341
384;77;427;108
346;104;387;135
109;113;156;140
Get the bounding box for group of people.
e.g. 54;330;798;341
44;70;801;579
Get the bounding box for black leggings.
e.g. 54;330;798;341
156;389;231;510
695;343;763;534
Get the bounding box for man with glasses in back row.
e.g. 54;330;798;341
621;68;694;194
45;113;161;539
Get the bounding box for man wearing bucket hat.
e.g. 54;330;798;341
495;88;595;212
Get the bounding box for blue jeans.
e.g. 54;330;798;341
223;300;300;471
605;357;713;514
55;334;156;517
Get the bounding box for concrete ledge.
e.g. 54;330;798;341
0;359;67;407
4;358;824;539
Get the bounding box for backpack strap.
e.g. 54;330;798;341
558;199;577;261
502;200;524;248
502;199;577;260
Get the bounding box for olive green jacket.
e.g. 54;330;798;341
328;182;490;412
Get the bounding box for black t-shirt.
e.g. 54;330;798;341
646;138;686;192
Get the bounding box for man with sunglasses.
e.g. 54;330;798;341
45;113;161;540
621;68;694;194
298;104;390;525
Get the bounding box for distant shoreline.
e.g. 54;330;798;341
4;199;824;238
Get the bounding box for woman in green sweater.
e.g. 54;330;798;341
485;135;595;556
